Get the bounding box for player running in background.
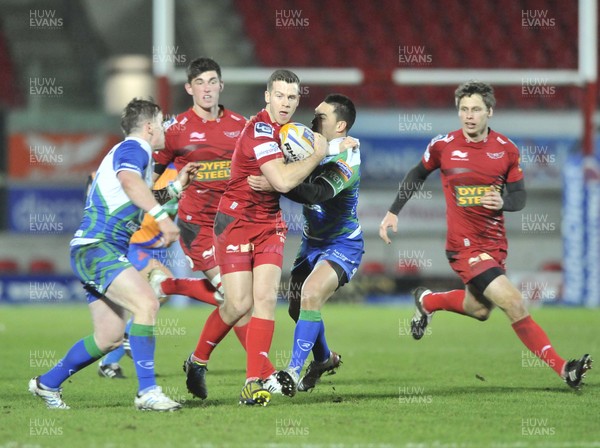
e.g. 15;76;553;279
249;94;362;396
379;81;592;389
151;57;277;400
29;98;199;411
197;69;330;406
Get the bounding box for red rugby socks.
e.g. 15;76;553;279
234;323;276;378
245;317;275;381
512;315;565;375
193;308;232;363
161;278;220;306
422;290;466;314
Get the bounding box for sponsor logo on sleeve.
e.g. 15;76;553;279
424;146;431;162
254;122;274;138
163;116;177;131
335;160;354;181
253;141;281;160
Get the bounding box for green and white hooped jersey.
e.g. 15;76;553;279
302;138;362;241
71;137;154;249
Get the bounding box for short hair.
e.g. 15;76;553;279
120;98;161;136
454;81;496;110
324;93;356;131
267;69;300;92
186;57;222;83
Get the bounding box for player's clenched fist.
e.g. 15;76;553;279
157;218;180;247
312;132;328;159
480;189;504;210
379;211;398;245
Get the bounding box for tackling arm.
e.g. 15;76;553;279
284;178;335;205
260;133;327;193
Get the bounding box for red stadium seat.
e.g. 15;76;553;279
234;0;580;108
361;261;386;275
0;258;19;274
28;259;56;274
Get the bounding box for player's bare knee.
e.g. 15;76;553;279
300;290;321;310
142;295;160;318
104;338;123;352
95;332;123;352
473;308;491;321
301;280;328;309
129;295;160;323
223;298;252;321
253;294;277;313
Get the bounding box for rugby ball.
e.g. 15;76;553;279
279;123;315;162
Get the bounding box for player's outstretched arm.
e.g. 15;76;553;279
152;162;201;204
260;133;328;193
176;162;201;191
379;161;431;244
379;212;398;245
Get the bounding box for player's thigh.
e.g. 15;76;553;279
252;264;281;319
203;265;220;284
89;298;127;350
301;260;340;309
104;266;160;318
71;241;132;297
482;274;528;322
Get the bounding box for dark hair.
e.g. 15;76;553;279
120;98;161;135
454;81;496;110
324;93;356;131
267;69;300;92
187;57;222;83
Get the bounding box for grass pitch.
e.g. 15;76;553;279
1;304;599;447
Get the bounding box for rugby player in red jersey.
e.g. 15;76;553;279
152;58;275;399
379;81;591;390
196;69;330;405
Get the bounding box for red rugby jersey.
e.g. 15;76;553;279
422;129;523;252
154;106;245;225
218;109;285;223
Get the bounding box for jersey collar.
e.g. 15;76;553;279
125;136;152;154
